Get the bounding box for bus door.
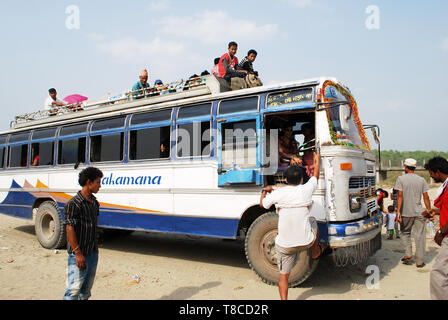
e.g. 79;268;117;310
217;115;262;186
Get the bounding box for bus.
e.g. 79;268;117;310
0;75;382;286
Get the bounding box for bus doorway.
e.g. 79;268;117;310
263;111;316;186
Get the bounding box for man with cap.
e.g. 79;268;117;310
395;158;432;268
132;69;150;99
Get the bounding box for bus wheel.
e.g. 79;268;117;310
245;211;319;287
34;201;66;249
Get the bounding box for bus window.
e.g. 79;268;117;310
90;117;125;163
8;132;29;168
323;83;368;149
176;104;212;158
58;138;86;165
218;96;258;115
130;127;170;160
0;135;6;169
31;141;54;166
58;123;88;165
31;128;56;166
32;128;57;140
129;110;171;160
177;122;211;158
90;133;124;163
177;104;211;119
0;147;4;168
8;145;28;168
60;123;88;136
221;120;257;170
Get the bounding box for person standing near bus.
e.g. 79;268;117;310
395;158;432;268
425;157;448;300
63;167;103;300
260;152;323;300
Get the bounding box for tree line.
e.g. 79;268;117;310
374;150;448;168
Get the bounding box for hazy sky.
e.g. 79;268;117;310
0;0;446;151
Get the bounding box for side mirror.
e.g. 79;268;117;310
371;127;380;145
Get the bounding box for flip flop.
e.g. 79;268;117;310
402;259;414;265
401;256;412;262
416;263;426;268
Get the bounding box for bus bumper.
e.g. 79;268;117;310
327;211;382;248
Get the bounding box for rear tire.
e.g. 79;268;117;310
245;211;319;287
34;201;66;249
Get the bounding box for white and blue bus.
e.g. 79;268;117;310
0;76;381;286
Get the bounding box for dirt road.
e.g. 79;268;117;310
0;209;440;300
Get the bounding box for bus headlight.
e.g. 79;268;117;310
349;196;362;213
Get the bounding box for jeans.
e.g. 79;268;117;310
63;250;98;300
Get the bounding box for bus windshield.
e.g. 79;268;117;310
323;82;369;149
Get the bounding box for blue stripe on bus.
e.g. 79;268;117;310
98;211;239;238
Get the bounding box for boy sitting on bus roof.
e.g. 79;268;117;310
217;41;248;83
211;57;220;77
237;49;259;77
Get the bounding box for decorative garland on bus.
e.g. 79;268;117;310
322;80;370;150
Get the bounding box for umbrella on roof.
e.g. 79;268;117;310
63;94;88;104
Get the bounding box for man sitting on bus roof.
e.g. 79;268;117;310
132;69;150;99
44;88;67;114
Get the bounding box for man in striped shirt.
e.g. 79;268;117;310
63;167;103;300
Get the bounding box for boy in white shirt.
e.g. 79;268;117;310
260;153;323;300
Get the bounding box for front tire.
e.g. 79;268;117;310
245;211;318;287
34;201;66;249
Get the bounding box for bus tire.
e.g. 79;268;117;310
245;211;319;287
34;201;66;249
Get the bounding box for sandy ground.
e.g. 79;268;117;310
0;187;442;300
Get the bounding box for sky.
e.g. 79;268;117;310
0;0;447;151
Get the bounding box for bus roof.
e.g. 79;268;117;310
4;76;342;134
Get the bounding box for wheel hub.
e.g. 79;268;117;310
41;212;55;239
260;230;278;266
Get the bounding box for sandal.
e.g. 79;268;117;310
401;256;412;262
402;259;414;265
416;263;426;268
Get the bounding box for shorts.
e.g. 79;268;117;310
275;217;317;275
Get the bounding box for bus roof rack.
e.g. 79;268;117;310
11;75;230;129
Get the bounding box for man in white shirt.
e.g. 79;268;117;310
44;88;67;113
260;153;322;300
